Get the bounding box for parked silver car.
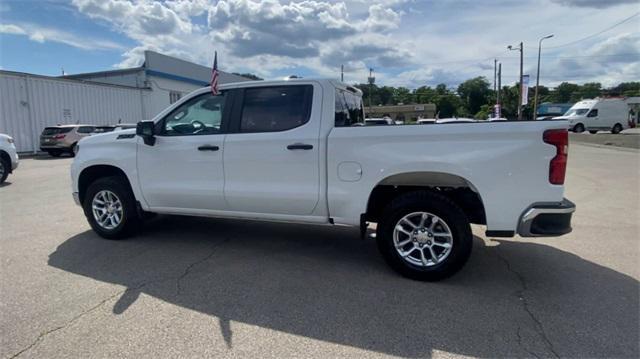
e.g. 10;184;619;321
40;125;95;157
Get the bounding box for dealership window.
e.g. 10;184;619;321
239;85;313;133
169;91;182;104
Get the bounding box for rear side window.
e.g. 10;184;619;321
335;90;364;127
77;126;95;134
42;127;73;135
239;85;313;133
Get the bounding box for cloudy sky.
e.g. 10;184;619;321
0;0;638;89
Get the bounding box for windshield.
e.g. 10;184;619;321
564;108;589;117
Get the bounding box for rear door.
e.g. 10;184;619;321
222;84;321;215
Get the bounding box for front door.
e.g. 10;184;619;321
223;84;321;215
137;92;228;211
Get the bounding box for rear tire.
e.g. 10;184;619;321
573;123;585;133
589;130;598;134
82;176;139;239
0;156;9;184
611;123;623;134
376;191;473;281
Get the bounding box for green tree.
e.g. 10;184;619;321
457;77;491;116
608;82;640;97
579;82;602;99
553;82;580;102
393;87;412;104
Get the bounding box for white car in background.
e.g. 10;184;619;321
436;118;477;124
417;118;437;125
364;117;395;126
0;133;19;184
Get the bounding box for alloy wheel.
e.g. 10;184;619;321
91;190;124;230
393;211;454;267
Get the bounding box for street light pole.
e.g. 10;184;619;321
508;42;524;120
533;34;554;121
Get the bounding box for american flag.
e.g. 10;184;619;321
210;51;219;95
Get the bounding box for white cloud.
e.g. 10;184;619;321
0;22;124;51
364;4;401;31
0;24;26;35
550;0;638;8
66;0;640;88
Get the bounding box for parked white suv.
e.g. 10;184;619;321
71;79;576;281
0;133;19;184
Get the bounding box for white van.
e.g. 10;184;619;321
554;98;634;134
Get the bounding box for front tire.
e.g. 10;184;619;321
573;123;585;133
376;191;473;281
0;157;9;184
82;176;139;239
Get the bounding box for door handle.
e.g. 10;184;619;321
287;143;313;150
198;145;220;151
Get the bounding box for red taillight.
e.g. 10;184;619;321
53;134;65;140
543;129;568;185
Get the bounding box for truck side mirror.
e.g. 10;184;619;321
136;121;156;146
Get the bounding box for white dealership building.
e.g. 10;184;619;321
0;51;250;152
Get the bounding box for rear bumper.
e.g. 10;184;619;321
40;144;69;150
518;198;576;237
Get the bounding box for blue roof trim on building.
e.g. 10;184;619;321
145;69;209;86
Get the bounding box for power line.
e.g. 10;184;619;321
545;12;639;49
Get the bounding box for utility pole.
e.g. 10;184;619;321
533;34;554;121
497;63;502;104
367;68;375;114
508;42;524;120
341;64;344;82
497;63;502;118
493;59;498;97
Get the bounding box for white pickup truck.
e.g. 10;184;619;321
71;79;575;281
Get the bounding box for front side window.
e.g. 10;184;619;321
162;93;225;136
240;85;313;133
565;108;589;117
587;109;598;117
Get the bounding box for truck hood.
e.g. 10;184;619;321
79;128;136;147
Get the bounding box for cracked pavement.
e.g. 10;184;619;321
1;144;638;358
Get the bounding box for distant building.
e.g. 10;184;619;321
63;51;249;118
365;104;436;123
0;51;251;152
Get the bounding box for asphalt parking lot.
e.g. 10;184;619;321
570;128;640;149
1;143;638;358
